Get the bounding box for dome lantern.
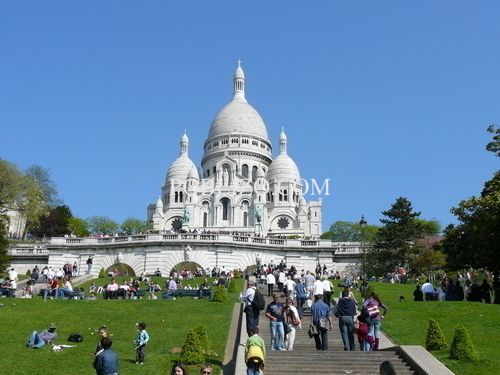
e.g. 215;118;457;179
233;59;246;102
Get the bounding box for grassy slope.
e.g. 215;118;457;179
0;277;243;375
366;282;499;375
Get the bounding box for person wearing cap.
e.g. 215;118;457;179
26;323;58;348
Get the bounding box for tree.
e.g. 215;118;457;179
324;221;379;242
24;165;60;207
86;216;119;235
121;218;149;235
368;197;424;276
0;160;24;215
0;160;60;237
486;124;500;157
32;205;72;237
0;218;11;272
442;171;500;303
412;248;446;277
442;125;500;303
416;219;441;236
67;217;90;237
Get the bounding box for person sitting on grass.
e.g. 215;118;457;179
26;323;57;348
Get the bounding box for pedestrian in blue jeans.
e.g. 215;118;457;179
265;292;286;350
334;289;357;350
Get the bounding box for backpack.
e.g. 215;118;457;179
251;290;265;310
68;333;83;342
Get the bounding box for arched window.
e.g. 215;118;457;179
174;191;179;203
243;212;248;226
203;212;208;227
242;164;249;178
283;189;288;202
179;191;183;203
221;197;230;221
252;166;258;182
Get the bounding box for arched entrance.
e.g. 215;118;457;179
171;261;206;277
104;263;136;277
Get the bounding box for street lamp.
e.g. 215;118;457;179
359;214;367;280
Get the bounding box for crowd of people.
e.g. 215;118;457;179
239;260;391;375
415;275;494;303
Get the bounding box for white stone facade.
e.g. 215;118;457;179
147;62;322;237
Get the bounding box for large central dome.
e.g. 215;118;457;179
207;61;270;142
208;99;269;140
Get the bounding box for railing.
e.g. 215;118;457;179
300;240;319;246
268;239;287;245
233;236;249;242
45;235;364;253
8;247;49;256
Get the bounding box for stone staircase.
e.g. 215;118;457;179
258;294;415;375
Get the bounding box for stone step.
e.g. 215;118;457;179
255;294;416;375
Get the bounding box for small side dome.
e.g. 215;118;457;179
256;167;266;179
156;196;163;208
188;166;200;180
267;154;301;183
166;155;196;182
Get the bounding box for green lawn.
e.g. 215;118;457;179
0;277;243;375
364;282;499;375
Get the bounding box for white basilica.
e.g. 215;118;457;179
147;62;322;237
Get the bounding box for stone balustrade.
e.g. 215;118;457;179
12;235;363;255
8;247;50;256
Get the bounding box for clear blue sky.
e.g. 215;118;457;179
1;1;499;231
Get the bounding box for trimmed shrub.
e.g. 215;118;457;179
98;268;106;278
193;326;208;353
26;269;32;277
227;279;237;293
211;286;228;302
450;326;478;360
179;328;205;365
425;319;447;351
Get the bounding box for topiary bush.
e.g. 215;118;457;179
98;268;106;278
425;319;447;351
179;328;205;365
26;269;32;277
211;286;228;302
449;326;478;360
192;326;208;354
227;279;237;293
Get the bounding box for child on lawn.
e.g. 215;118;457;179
134;322;150;364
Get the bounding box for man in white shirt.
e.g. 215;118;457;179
242;280;259;336
313;276;324;297
8;268;18;282
283;276;296;298
321;275;334;306
266;272;276;297
421;280;435;301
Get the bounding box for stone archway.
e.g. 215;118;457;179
104;262;136;277
172;261;206;277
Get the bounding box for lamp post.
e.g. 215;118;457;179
359;214;367;280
